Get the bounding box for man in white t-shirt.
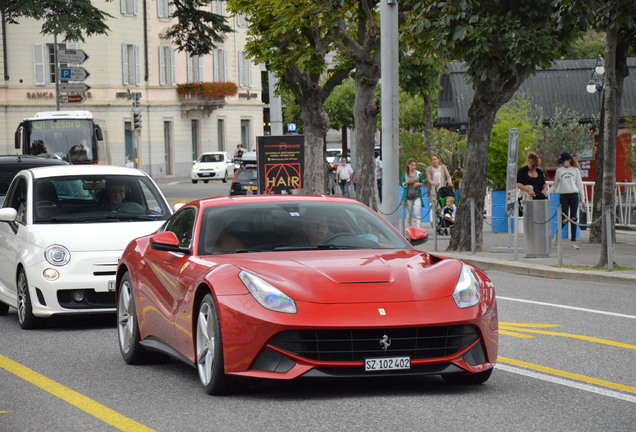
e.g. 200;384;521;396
335;157;354;198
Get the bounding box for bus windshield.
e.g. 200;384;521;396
26;119;96;164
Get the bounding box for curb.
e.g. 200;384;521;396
435;252;636;286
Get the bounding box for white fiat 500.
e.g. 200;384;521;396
191;151;235;183
0;165;172;329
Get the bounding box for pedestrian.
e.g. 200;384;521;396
551;152;586;249
425;154;453;227
375;152;382;203
334;156;354;198
425;154;453;200
516;151;548;216
400;158;425;228
234;144;244;160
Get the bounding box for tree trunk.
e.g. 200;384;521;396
353;75;380;208
589;111;604;243
300;93;330;195
596;28;628;267
447;74;525;251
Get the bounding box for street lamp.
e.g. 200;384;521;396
586;55;605;96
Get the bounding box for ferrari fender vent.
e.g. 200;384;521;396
269;325;478;362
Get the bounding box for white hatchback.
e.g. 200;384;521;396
191;152;235;183
0;165;172;329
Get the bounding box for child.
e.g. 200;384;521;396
440;196;456;234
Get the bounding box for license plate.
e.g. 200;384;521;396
245;185;258;190
364;356;410;372
200;173;213;177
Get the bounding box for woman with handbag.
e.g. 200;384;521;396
401;158;425;228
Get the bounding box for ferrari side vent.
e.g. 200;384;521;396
269;325;478;362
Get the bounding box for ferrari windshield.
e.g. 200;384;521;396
198;201;411;255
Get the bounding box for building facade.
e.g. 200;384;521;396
0;0;264;179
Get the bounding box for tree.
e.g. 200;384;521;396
403;0;588;251
166;0;233;56
1;0;112;42
324;78;356;156
227;0;350;194
529;106;595;173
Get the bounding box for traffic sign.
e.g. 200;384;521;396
61;94;86;104
59;83;91;93
59;67;89;81
58;49;89;64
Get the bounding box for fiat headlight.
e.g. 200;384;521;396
452;265;481;308
239;271;296;313
45;245;71;266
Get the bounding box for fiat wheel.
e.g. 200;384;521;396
196;293;236;395
17;269;44;329
117;272;152;364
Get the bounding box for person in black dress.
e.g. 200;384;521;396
517;152;548;200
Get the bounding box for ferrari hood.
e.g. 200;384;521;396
28;221;163;252
228;250;464;303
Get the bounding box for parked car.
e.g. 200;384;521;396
229;156;258;196
0;155;68;206
191;152;235;184
0;165;172;329
115;195;496;395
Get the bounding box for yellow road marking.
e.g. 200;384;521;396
498;356;636;394
0;354;155;432
500;322;561;328
500;325;636;349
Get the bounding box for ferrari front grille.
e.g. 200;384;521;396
269;325;479;362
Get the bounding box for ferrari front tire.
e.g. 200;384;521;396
17;269;44;329
117;272;152;364
196;293;236;395
442;367;493;385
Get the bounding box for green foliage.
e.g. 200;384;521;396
166;0;233;55
399;128;465;184
529;106;595;171
399;92;425;131
487;96;539;190
324;79;355;131
1;0;113;42
565;30;606;59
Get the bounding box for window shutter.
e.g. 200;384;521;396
198;57;204;82
170;48;176;85
247;59;252;86
159;47;166;85
238;52;244;86
134;45;141;85
33;44;46;85
213;50;219;81
133;0;138;16
223;51;228;82
121;0;126;14
187;54;194;83
122;44;129;85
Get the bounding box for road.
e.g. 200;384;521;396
0;182;634;431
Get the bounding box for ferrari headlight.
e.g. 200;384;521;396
45;245;71;266
238;271;296;313
452;265;481;308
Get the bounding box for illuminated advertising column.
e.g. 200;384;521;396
257;135;304;194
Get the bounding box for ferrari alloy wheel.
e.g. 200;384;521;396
17;269;44;329
442;367;493;385
117;272;151;364
196;293;235;395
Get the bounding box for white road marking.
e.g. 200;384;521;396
496;364;636;404
497;296;636;319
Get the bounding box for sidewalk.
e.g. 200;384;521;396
416;224;636;286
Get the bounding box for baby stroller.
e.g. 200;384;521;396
435;186;455;235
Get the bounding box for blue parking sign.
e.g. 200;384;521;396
60;68;71;80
